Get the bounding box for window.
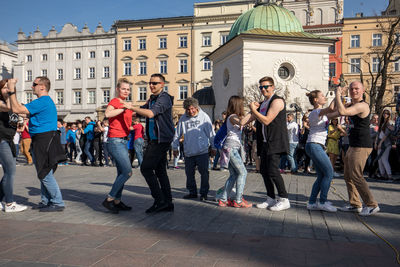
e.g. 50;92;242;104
278;66;290;79
203;58;211;70
42;54;48;61
88;90;96;104
329;63;336;77
89;67;95;78
104;50;110;57
179;85;188;100
26;92;33;103
164;86;168;93
126;92;132;101
26;70;32;81
372;57;381;72
221;34;228;45
74;91;81;104
160;60;167;74
350;35;360;48
139;39;146;50
395;59;400;72
179;59;188;73
124;39;131;51
75;68;81;79
103;67;110;78
41;69;47;77
139;61;147;75
372;34;382;47
394;85;400;92
329;45;336;54
179;36;188;48
57;53;63;60
396;33;400;45
75;52;81;59
26;55;32;62
103;89;110;103
350;58;361;73
159;37;167;49
202;34;211;46
56;91;63;105
89;51;95;59
139;87;147;101
124;62;131;76
57;69;63;80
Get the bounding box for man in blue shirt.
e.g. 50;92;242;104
8;77;66;212
83;116;96;166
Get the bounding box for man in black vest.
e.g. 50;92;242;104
249;76;290;211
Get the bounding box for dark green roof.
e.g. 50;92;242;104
228;4;303;41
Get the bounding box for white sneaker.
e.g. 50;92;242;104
4;202;28;213
269;197;290;211
0;202;3;211
359;206;380;216
318;202;337;212
333;172;341;178
307;203;319;210
256;196;276;209
338;204;362;213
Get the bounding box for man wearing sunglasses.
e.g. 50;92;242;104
124;73;174;213
241;76;290;212
7;77;66;212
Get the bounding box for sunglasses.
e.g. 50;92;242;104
259;85;273;90
149;82;162;86
32;82;39;87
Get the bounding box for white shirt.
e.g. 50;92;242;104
287;121;299;143
259;95;273;142
103;126;109;142
307;109;328;145
224;114;242;149
13;132;20;145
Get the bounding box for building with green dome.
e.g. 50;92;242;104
208;1;336;117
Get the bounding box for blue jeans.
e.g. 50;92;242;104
213;149;220;169
305;143;333;204
0;140;16;203
288;143;298;172
40;170;65;206
221;148;247;203
133;138;144;166
185;153;209;196
84;140;94;163
107;138;132;200
102;142;111;166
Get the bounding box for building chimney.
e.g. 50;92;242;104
355;12;364;18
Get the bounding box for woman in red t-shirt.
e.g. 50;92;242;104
102;78;134;214
132;117;145;167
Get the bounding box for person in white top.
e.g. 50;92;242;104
305;90;337;212
286;113;299;173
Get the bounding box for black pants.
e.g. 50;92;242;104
140;142;172;204
260;142;288;199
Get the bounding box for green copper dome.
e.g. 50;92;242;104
228;4;304;41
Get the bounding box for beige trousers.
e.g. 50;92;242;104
21;138;32;164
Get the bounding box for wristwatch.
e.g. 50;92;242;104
7;91;16;96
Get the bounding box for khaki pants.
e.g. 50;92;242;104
343;147;378;208
21;138;32;164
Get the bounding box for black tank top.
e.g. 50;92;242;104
348;103;372;148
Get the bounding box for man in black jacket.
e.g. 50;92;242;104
127;74;174;213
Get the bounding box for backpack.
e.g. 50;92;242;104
214;121;227;149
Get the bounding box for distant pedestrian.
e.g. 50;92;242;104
83;117;96;166
21;117;32;165
132;117;144;168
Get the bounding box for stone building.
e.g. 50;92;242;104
0;41;17;80
14;23;115;121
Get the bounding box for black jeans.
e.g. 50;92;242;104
260;142;288;199
140;141;172;204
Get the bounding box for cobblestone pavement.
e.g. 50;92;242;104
0;163;399;266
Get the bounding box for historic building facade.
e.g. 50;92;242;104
0;41;17;80
14;23;115;121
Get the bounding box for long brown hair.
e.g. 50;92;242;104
378;109;391;133
226;95;244;120
0;79;8;102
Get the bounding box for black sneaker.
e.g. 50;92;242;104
102;199;119;214
114;201;132;211
145;202;168;214
163;203;174;212
183;193;198;199
32;202;49;210
200;195;208;201
39;204;65;212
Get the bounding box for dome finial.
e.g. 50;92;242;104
255;0;275;7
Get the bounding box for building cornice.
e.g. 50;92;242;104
114;16;194;28
16;34;115;44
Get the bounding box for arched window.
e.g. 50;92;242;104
316;8;323;25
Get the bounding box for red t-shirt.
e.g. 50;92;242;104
107;98;133;138
132;123;144;140
21;122;31;139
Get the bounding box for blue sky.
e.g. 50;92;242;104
1;0;389;44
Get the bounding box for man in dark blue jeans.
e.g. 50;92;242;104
128;74;175;213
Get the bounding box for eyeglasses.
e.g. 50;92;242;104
149;82;161;86
259;85;273;90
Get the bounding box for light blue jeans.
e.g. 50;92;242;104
288;143;298;172
40;170;65;206
107;138;132;200
220;148;248;203
0;140;16;203
305;143;333;204
133;138;144;167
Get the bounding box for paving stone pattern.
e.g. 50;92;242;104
0;164;399;266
